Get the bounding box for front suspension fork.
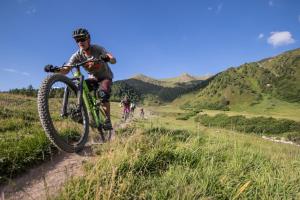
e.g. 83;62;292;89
61;86;70;117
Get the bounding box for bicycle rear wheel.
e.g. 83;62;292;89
38;74;89;153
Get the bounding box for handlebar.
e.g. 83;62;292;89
66;58;103;68
44;58;104;73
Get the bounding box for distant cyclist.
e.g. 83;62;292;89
120;96;131;120
140;108;145;119
130;102;136;114
45;28;116;130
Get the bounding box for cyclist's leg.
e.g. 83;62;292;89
98;79;112;116
85;77;99;91
99;78;113;130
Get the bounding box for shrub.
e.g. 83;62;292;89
195;114;300;135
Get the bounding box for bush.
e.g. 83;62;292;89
195;114;300;135
176;110;199;120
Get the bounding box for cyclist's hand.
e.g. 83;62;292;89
44;64;55;72
100;54;110;62
85;61;95;70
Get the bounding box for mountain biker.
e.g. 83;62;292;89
130;101;136;114
120;96;131;119
47;28;116;130
140;108;145;119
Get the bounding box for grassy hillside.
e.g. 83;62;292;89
1;92;300;199
0;93;123;184
175;48;300;111
57;111;300;199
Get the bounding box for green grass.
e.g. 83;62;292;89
0;93;123;184
195;113;300;137
0;94;55;183
57;122;300;199
231;95;300;121
56;101;300;199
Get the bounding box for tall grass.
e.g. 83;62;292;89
0;93;122;184
57;123;300;199
0;94;55;183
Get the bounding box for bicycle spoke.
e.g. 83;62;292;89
48;81;86;146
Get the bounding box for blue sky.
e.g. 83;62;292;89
0;0;299;91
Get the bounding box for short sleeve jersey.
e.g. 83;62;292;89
66;44;113;80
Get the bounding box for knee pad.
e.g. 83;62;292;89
98;90;110;103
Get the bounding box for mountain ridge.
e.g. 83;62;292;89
112;47;300;107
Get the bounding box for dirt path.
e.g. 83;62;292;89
0;143;96;200
0;130;118;200
0;109;150;200
262;136;300;147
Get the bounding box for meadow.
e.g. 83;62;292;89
56;115;300;199
1;93;300;199
0;93;123;184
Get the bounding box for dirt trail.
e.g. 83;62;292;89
0;110;151;200
0;143;96;200
261;136;300;147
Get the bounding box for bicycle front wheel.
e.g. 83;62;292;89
38;74;89;153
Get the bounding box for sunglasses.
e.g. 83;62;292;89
75;37;88;43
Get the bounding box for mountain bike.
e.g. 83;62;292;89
37;58;113;153
122;107;130;122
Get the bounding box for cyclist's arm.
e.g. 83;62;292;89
95;45;116;64
106;53;117;64
58;66;72;75
59;52;80;74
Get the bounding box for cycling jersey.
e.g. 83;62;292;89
66;44;113;80
121;99;131;108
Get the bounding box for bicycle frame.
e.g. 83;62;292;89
61;67;106;129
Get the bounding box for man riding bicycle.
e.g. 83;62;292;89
46;28;116;130
120;96;131;119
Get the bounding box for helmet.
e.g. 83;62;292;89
72;28;90;38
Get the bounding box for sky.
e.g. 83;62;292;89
0;0;299;91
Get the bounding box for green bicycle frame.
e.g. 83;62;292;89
73;69;106;128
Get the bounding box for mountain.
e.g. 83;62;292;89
130;74;164;86
161;73;204;83
111;73;208;104
112;48;300;107
175;48;300;110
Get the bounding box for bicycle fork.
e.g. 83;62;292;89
61;86;70;117
60;77;83;117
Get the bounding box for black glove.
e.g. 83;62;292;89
44;64;53;72
100;54;110;62
44;64;58;72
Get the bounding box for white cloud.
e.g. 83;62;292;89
2;68;30;76
4;68;17;73
25;7;36;15
258;33;264;39
17;0;28;3
267;31;295;47
216;3;223;13
207;3;223;14
22;72;30;76
269;0;273;6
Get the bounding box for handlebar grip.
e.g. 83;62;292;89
44;65;60;73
